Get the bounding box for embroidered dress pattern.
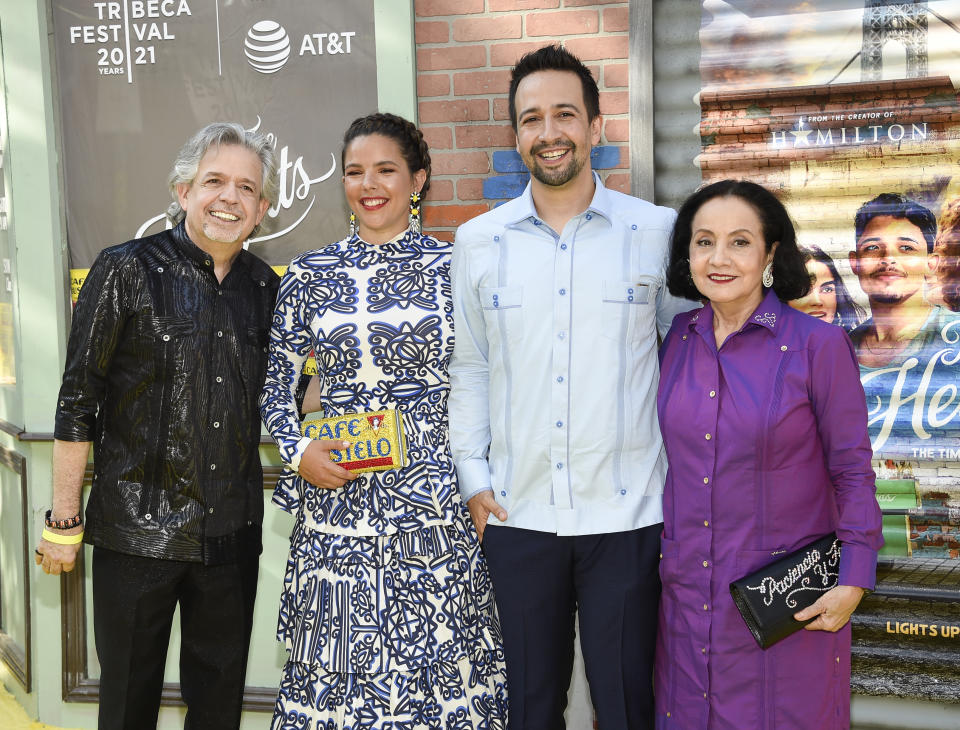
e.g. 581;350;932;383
261;231;507;729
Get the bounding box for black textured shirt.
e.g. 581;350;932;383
55;223;279;564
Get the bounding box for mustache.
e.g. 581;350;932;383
869;264;906;278
531;141;574;155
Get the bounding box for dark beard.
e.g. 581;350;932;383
528;147;583;187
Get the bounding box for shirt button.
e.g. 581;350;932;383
631;224;638;230
556;462;563;470
144;512;152;520
703;693;708;699
709;390;716;398
59;400;65;406
558;331;566;340
216;376;223;383
534;220;542;226
560;243;567;250
704;520;709;527
703;604;709;611
210;463;217;470
213;421;220;428
208;507;215;514
628;296;634;302
205;260;212;266
559;288;566;295
703;477;709;484
704;433;711;440
494;235;500;242
218;290;223;296
556;421;563;428
259;281;266;287
217;330;223;337
501;490;507;497
620;489;626;495
781;345;788;351
162;334;171;342
156;266;164;273
702;560;709;568
556;376;564;383
586;213;592;220
682;334;688;340
702;647;707;654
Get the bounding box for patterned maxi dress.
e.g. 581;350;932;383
260;230;508;730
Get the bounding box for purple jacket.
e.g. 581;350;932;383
655;291;882;730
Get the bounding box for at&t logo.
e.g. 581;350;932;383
245;20;290;74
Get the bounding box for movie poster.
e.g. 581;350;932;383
51;0;378;282
698;0;960;460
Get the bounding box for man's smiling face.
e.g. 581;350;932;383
176;143;269;253
513;69;601;190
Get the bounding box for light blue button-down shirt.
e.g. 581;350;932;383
449;175;697;535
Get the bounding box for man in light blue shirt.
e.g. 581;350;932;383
449;45;695;730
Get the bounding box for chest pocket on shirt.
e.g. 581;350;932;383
600;276;657;341
479;285;523;346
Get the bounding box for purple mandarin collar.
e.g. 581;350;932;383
687;288;783;336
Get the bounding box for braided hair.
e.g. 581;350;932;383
340;112;432;197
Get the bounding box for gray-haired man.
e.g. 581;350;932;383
36;123;280;729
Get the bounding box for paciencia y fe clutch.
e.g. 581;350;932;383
301;409;406;474
729;533;841;649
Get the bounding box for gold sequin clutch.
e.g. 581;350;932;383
301;409;407;473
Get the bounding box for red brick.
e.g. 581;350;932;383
457;178;486;200
415;21;449;44
423;204;490;227
489;0;558;9
604;172;630;194
454;70;512;96
415;0;483;17
615;145;629;168
565;0;624;4
431;230;455;242
417;46;487;71
604;118;629;142
604;62;628;88
421;126;453;150
453;16;522;41
493;98;513;122
565;36;628;61
599;91;629;115
418;99;490;123
431;151;491;175
603;6;629;32
417;73;451;97
426;179;454;201
527;10;598;37
455;124;517;149
585;64;601;83
490;41;553;68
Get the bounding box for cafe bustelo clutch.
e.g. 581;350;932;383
302;410;406;474
729;533;840;649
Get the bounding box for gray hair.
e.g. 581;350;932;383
166;122;279;237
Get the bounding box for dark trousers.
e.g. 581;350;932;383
483;523;661;730
92;546;259;730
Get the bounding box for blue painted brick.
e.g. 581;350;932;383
492;150;526;173
590;145;620;169
484;173;530;200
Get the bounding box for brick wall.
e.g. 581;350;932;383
414;0;632;240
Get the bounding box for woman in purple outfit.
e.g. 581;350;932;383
655;180;882;729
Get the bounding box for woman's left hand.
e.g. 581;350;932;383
794;585;866;632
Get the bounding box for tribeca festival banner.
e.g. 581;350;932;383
697;0;960;461
52;0;378;292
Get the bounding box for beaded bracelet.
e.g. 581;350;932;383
44;509;83;530
41;528;84;545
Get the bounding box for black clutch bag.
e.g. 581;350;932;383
729;533;841;649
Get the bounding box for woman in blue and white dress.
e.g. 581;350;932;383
260;113;507;729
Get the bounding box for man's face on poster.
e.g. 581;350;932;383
849;215;938;305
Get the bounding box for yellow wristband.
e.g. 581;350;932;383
42;528;84;545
